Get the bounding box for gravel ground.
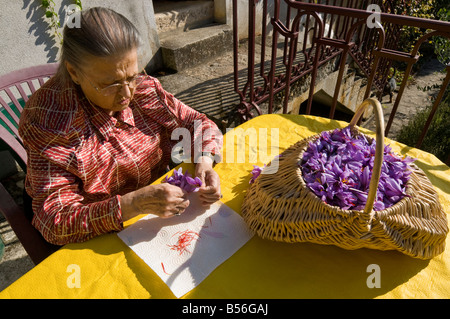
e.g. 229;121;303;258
363;58;447;141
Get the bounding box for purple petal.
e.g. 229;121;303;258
298;126;415;211
249;164;265;184
163;168;203;193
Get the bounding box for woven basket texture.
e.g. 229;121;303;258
242;118;448;260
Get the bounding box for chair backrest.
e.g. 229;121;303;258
0;63;59;166
0;63;59;265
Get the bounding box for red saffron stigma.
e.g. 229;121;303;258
168;230;201;255
161;262;171;275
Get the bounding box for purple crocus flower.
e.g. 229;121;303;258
249;164;265;184
184;175;203;193
299;127;416;211
163;167;202;193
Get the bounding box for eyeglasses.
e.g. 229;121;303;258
82;69;147;96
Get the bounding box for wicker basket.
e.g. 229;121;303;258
242;98;448;259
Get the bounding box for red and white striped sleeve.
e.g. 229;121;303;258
149;77;223;162
22;132;123;246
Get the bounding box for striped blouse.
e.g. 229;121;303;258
19;75;222;245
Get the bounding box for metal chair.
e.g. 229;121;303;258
0;63;59;265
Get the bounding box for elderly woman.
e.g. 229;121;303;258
19;7;222;246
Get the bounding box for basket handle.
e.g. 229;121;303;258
349;98;385;215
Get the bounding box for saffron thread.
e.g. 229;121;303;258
161;262;171;275
167;230;201;255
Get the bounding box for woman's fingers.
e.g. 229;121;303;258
198;184;222;206
162;185;190;218
136;183;189;218
195;167;222;206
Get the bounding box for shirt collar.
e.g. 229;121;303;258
116;105;135;127
81;97;135;141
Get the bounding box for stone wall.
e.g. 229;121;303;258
0;0;159;77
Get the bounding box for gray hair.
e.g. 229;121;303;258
56;7;142;84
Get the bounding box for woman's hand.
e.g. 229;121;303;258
195;156;222;206
120;183;190;221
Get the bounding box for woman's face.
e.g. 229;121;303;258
66;49;139;116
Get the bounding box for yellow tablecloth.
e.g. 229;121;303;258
1;114;449;299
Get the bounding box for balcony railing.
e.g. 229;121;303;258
232;0;450;149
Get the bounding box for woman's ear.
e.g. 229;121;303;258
65;62;81;85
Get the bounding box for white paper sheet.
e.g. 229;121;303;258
117;192;254;298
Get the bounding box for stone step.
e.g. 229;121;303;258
159;23;232;72
154;0;214;34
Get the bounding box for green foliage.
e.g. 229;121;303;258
395;0;450;65
74;0;82;9
392;1;450;163
40;0;83;45
396;87;450;163
433;7;450;65
41;0;62;44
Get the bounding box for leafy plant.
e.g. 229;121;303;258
394;0;449;62
41;0;83;45
396;87;450;163
392;2;450;163
432;7;450;66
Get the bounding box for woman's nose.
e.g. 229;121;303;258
119;83;132;98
